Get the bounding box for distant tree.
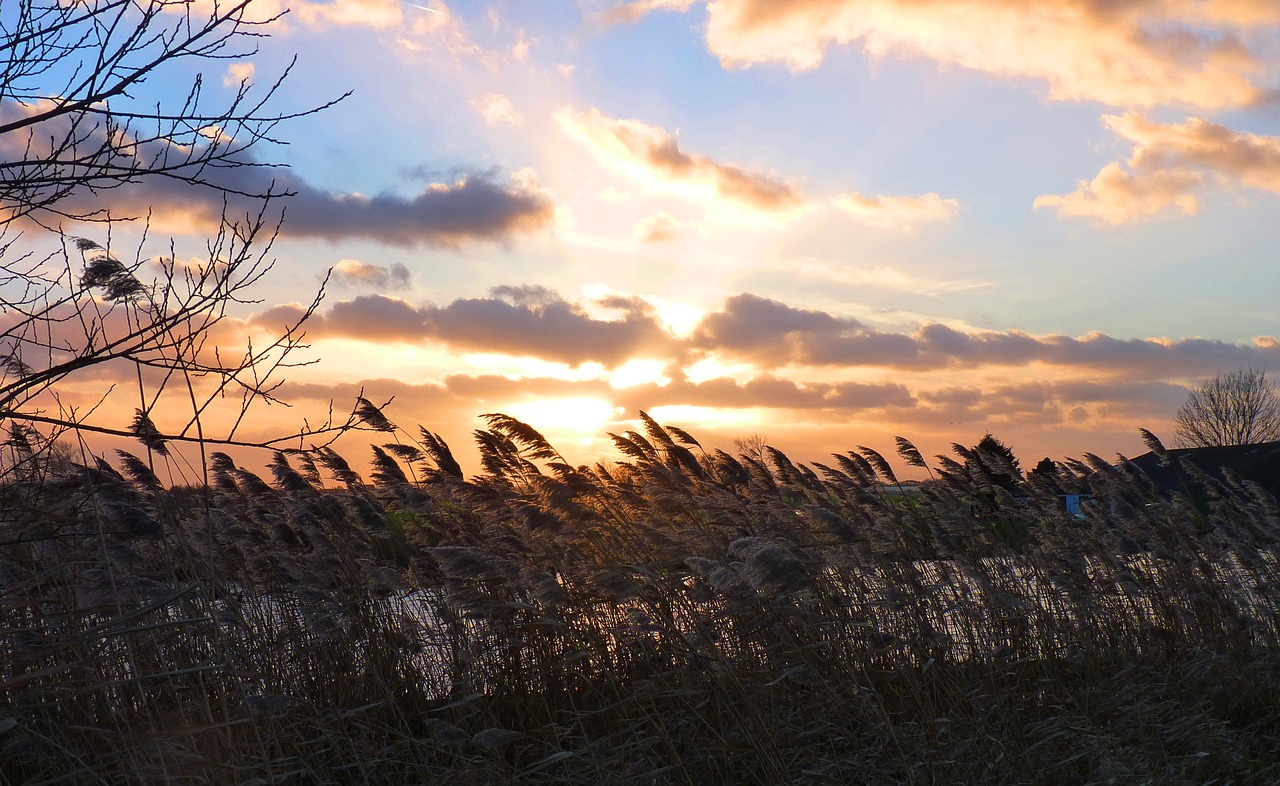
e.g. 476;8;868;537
1027;457;1065;495
1174;367;1280;448
734;433;769;465
970;433;1022;493
1030;457;1057;477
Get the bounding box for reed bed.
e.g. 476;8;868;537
3;413;1279;784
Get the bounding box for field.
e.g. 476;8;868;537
2;415;1279;785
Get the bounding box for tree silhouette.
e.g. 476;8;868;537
1;1;355;483
1;0;346;230
1174;367;1280;448
969;433;1022;493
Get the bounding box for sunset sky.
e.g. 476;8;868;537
16;0;1280;477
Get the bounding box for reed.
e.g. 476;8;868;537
3;417;1279;784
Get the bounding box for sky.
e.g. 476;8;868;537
10;0;1280;478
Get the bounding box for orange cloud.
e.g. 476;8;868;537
636;211;682;242
1036;113;1280;224
330;259;412;290
558;106;959;227
556;106;806;214
703;0;1278;109
833;192;959;231
601;0;698;25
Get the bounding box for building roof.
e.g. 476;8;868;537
1128;440;1280;501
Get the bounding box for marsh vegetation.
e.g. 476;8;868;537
3;414;1279;784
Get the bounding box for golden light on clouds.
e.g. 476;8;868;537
636;210;682;243
703;0;1275;109
833;192;960;231
647;404;768;429
683;358;760;385
555;106;807;216
1037;113;1280;224
601;0;698;26
460;354;607;382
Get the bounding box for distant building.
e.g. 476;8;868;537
1128;440;1280;506
1062;493;1090;518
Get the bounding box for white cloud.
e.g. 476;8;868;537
223;62;255;88
471;93;525;127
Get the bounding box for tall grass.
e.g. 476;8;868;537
2;413;1279;784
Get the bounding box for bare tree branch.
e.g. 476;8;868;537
1174;366;1280;447
0;0;349;228
0;0;357;481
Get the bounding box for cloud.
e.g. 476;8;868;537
329;259;412;290
0;110;557;245
702;0;1279;109
1034;162;1203;224
688;293;1280;376
798;262;992;296
287;0;406;28
244;287;1280;383
471;92;525;127
600;0;698;25
276;171;554;247
636;211;682;242
223;62;255;88
612;373;916;411
557;106;958;227
232;1;521;69
833;192;959;231
912;378;1192;429
252;286;677;367
0;90;555;246
689;293;918;366
1036;113;1280;224
556;106;806;213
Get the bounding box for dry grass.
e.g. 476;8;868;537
2;415;1279;784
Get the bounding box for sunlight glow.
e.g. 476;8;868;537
683;357;759;385
461;354;606;382
648;297;705;337
505;396;619;437
580;283;708;338
609;359;670;389
647;405;767;429
294;339;459;382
